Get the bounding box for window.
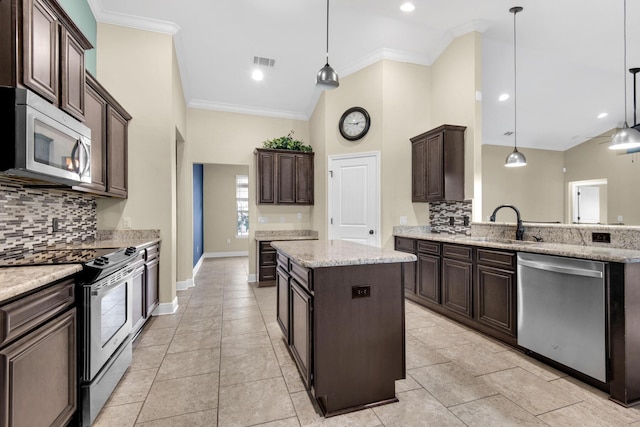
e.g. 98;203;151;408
236;175;249;237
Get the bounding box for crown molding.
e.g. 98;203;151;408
88;0;181;34
188;100;308;121
339;48;431;77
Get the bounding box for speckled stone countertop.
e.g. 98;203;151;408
254;230;319;242
394;229;640;264
47;238;160;251
270;240;417;268
0;264;82;304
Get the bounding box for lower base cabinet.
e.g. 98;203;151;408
0;279;77;427
398;237;517;345
131;243;161;338
275;252;405;416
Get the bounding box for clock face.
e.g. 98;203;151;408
339;107;370;141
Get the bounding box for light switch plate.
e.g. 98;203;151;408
399;216;407;225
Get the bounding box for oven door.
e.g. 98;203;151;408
86;269;133;381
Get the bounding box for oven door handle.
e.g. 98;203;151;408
91;271;134;297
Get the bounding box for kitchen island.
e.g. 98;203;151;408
270;240;416;416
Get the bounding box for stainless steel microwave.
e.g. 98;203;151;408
0;86;91;185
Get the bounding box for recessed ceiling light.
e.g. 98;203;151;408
400;2;415;12
597;112;608;119
498;93;510;101
252;69;264;81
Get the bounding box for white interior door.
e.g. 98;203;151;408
573;185;600;224
328;153;380;246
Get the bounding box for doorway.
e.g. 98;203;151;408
568;179;607;224
328;152;380;246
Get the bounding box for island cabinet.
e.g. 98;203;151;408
255;149;314;205
0;277;77;427
410;125;466;202
0;0;93;121
273;241;408;417
396;237;517;345
75;72;131;198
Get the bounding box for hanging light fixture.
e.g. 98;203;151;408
316;0;339;89
609;0;640;150
505;6;527;167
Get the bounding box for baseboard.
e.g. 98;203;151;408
176;278;194;291
203;251;249;258
193;254;205;276
247;273;257;283
152;297;179;316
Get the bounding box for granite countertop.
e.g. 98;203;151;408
394;230;640;264
0;264;82;304
254;230;319;242
270;240;417;268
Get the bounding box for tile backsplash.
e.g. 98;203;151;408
429;200;473;234
0;180;96;252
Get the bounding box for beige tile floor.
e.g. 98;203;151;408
94;257;640;426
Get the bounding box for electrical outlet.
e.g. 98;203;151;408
618;215;624;222
449;216;455;226
280;216;285;223
258;216;268;224
592;232;611;243
463;216;470;226
297;212;302;219
399;216;407;225
52;217;59;232
226;238;231;244
123;217;131;229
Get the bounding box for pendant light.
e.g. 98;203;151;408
505;6;527;167
609;0;640;150
316;0;339;89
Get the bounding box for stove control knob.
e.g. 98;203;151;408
125;247;136;256
94;258;105;266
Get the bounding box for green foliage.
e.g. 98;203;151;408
263;130;313;152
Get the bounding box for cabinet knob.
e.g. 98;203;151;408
369;230;374;235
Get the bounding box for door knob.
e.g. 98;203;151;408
369;230;374;235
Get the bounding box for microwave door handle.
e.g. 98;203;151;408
70;141;81;173
79;140;90;176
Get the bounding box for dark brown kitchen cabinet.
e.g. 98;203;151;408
411;124;466;202
131;257;146;337
75;72;131;198
145;244;160;318
257;241;277;284
255;149;314;205
395;236;517;345
290;279;313;388
0;0;92;121
475;249;517;338
276;263;290;342
394;237;417;294
274;249;404;416
0;277;77;427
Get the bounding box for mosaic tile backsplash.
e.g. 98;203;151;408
0;180;97;253
429;200;473;234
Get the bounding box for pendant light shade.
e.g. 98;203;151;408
609;0;640;150
316;63;339;89
316;0;339;89
505;147;527;167
505;6;526;167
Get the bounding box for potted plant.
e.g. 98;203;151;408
262;130;312;152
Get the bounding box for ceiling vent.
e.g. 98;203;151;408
253;56;275;67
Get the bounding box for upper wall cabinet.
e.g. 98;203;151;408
411;124;466;202
74;72;131;198
0;0;93;121
255;149;314;205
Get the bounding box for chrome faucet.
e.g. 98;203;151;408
489;204;525;241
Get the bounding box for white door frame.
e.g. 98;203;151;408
566;178;607;224
327;151;381;247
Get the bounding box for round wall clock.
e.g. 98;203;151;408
339;107;370;141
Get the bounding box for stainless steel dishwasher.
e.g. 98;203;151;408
517;252;606;382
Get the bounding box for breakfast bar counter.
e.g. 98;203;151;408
270;240;415;416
